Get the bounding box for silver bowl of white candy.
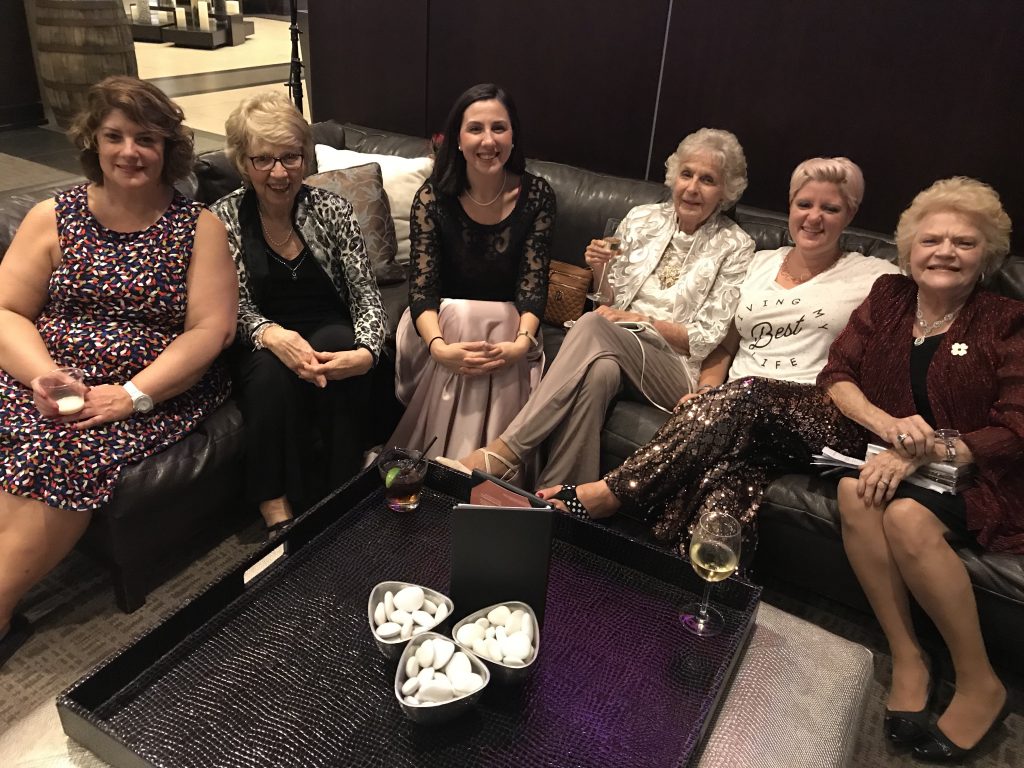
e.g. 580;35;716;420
394;632;490;724
368;582;453;660
451;601;539;684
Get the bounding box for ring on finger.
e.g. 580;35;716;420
897;433;909;445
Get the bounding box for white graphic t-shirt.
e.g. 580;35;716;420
728;247;900;384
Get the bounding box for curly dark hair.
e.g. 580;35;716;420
431;83;526;198
67;76;194;186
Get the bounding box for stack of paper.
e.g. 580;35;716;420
812;444;974;495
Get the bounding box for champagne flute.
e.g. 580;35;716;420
680;510;741;637
588;218;622;306
563;218;622;330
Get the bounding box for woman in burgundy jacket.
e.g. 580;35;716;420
819;177;1023;761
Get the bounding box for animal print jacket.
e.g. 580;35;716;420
211;184;387;361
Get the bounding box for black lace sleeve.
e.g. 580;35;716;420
515;174;556;318
408;181;442;324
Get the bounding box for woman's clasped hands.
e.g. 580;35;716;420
431;335;532;376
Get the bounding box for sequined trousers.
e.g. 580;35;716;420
604;377;866;555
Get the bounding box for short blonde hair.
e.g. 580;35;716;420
224;91;313;183
664;128;748;209
895;177;1012;274
789;157;865;214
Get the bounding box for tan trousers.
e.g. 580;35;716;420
502;312;693;487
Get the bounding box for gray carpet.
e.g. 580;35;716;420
0;530;1020;766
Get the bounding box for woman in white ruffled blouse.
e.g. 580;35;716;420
444;128;755;487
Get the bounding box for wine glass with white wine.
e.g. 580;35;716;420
680;510;741;637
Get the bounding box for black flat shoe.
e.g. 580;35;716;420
0;613;34;669
913;698;1011;762
885;707;931;746
549;485;591;520
885;664;936;745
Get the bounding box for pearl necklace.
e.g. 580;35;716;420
779;250;840;285
464;171;507;206
914;300;960;346
258;208;293;249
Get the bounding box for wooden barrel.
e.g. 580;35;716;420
31;0;138;129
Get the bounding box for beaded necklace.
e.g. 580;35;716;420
914;300;960;346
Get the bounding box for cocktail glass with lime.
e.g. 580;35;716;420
377;447;428;512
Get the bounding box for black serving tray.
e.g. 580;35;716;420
58;465;760;768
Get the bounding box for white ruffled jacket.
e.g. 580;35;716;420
606;201;755;372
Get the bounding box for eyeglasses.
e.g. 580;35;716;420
249;153;304;171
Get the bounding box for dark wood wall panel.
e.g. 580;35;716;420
0;0;44;130
306;0;428;136
426;0;669;178
306;0;1023;250
655;0;1024;244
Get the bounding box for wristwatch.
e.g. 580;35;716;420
123;381;154;414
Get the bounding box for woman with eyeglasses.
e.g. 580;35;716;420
212;92;386;535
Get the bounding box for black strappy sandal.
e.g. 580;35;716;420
549;485;592;520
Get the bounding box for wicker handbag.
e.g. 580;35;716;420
543;260;593;326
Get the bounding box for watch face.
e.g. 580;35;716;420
134;394;154;413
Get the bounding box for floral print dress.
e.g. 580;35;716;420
0;185;229;513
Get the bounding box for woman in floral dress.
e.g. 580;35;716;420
0;77;237;668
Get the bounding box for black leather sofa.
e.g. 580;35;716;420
3;122;1021;674
202;121;1021;673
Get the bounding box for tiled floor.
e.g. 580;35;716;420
0;16;306;175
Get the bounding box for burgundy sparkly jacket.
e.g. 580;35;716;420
819;274;1024;553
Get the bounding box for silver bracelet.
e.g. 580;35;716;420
253;323;276;350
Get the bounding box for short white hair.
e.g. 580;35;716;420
664;128;748;208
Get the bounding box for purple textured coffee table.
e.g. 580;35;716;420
58;465;761;767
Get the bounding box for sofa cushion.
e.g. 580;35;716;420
314;146;433;265
0;183;80;261
527;159;669;268
378;280;408;342
340;123;432;159
305;164;405;286
193;151;242;207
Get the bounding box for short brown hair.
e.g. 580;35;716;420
68;75;194;185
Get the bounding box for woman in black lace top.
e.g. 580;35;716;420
387;83;556;459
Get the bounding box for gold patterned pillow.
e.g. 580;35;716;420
305;164;406;285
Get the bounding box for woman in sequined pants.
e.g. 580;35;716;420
544;376;864;555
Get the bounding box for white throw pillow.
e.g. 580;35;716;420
314;146;433;264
